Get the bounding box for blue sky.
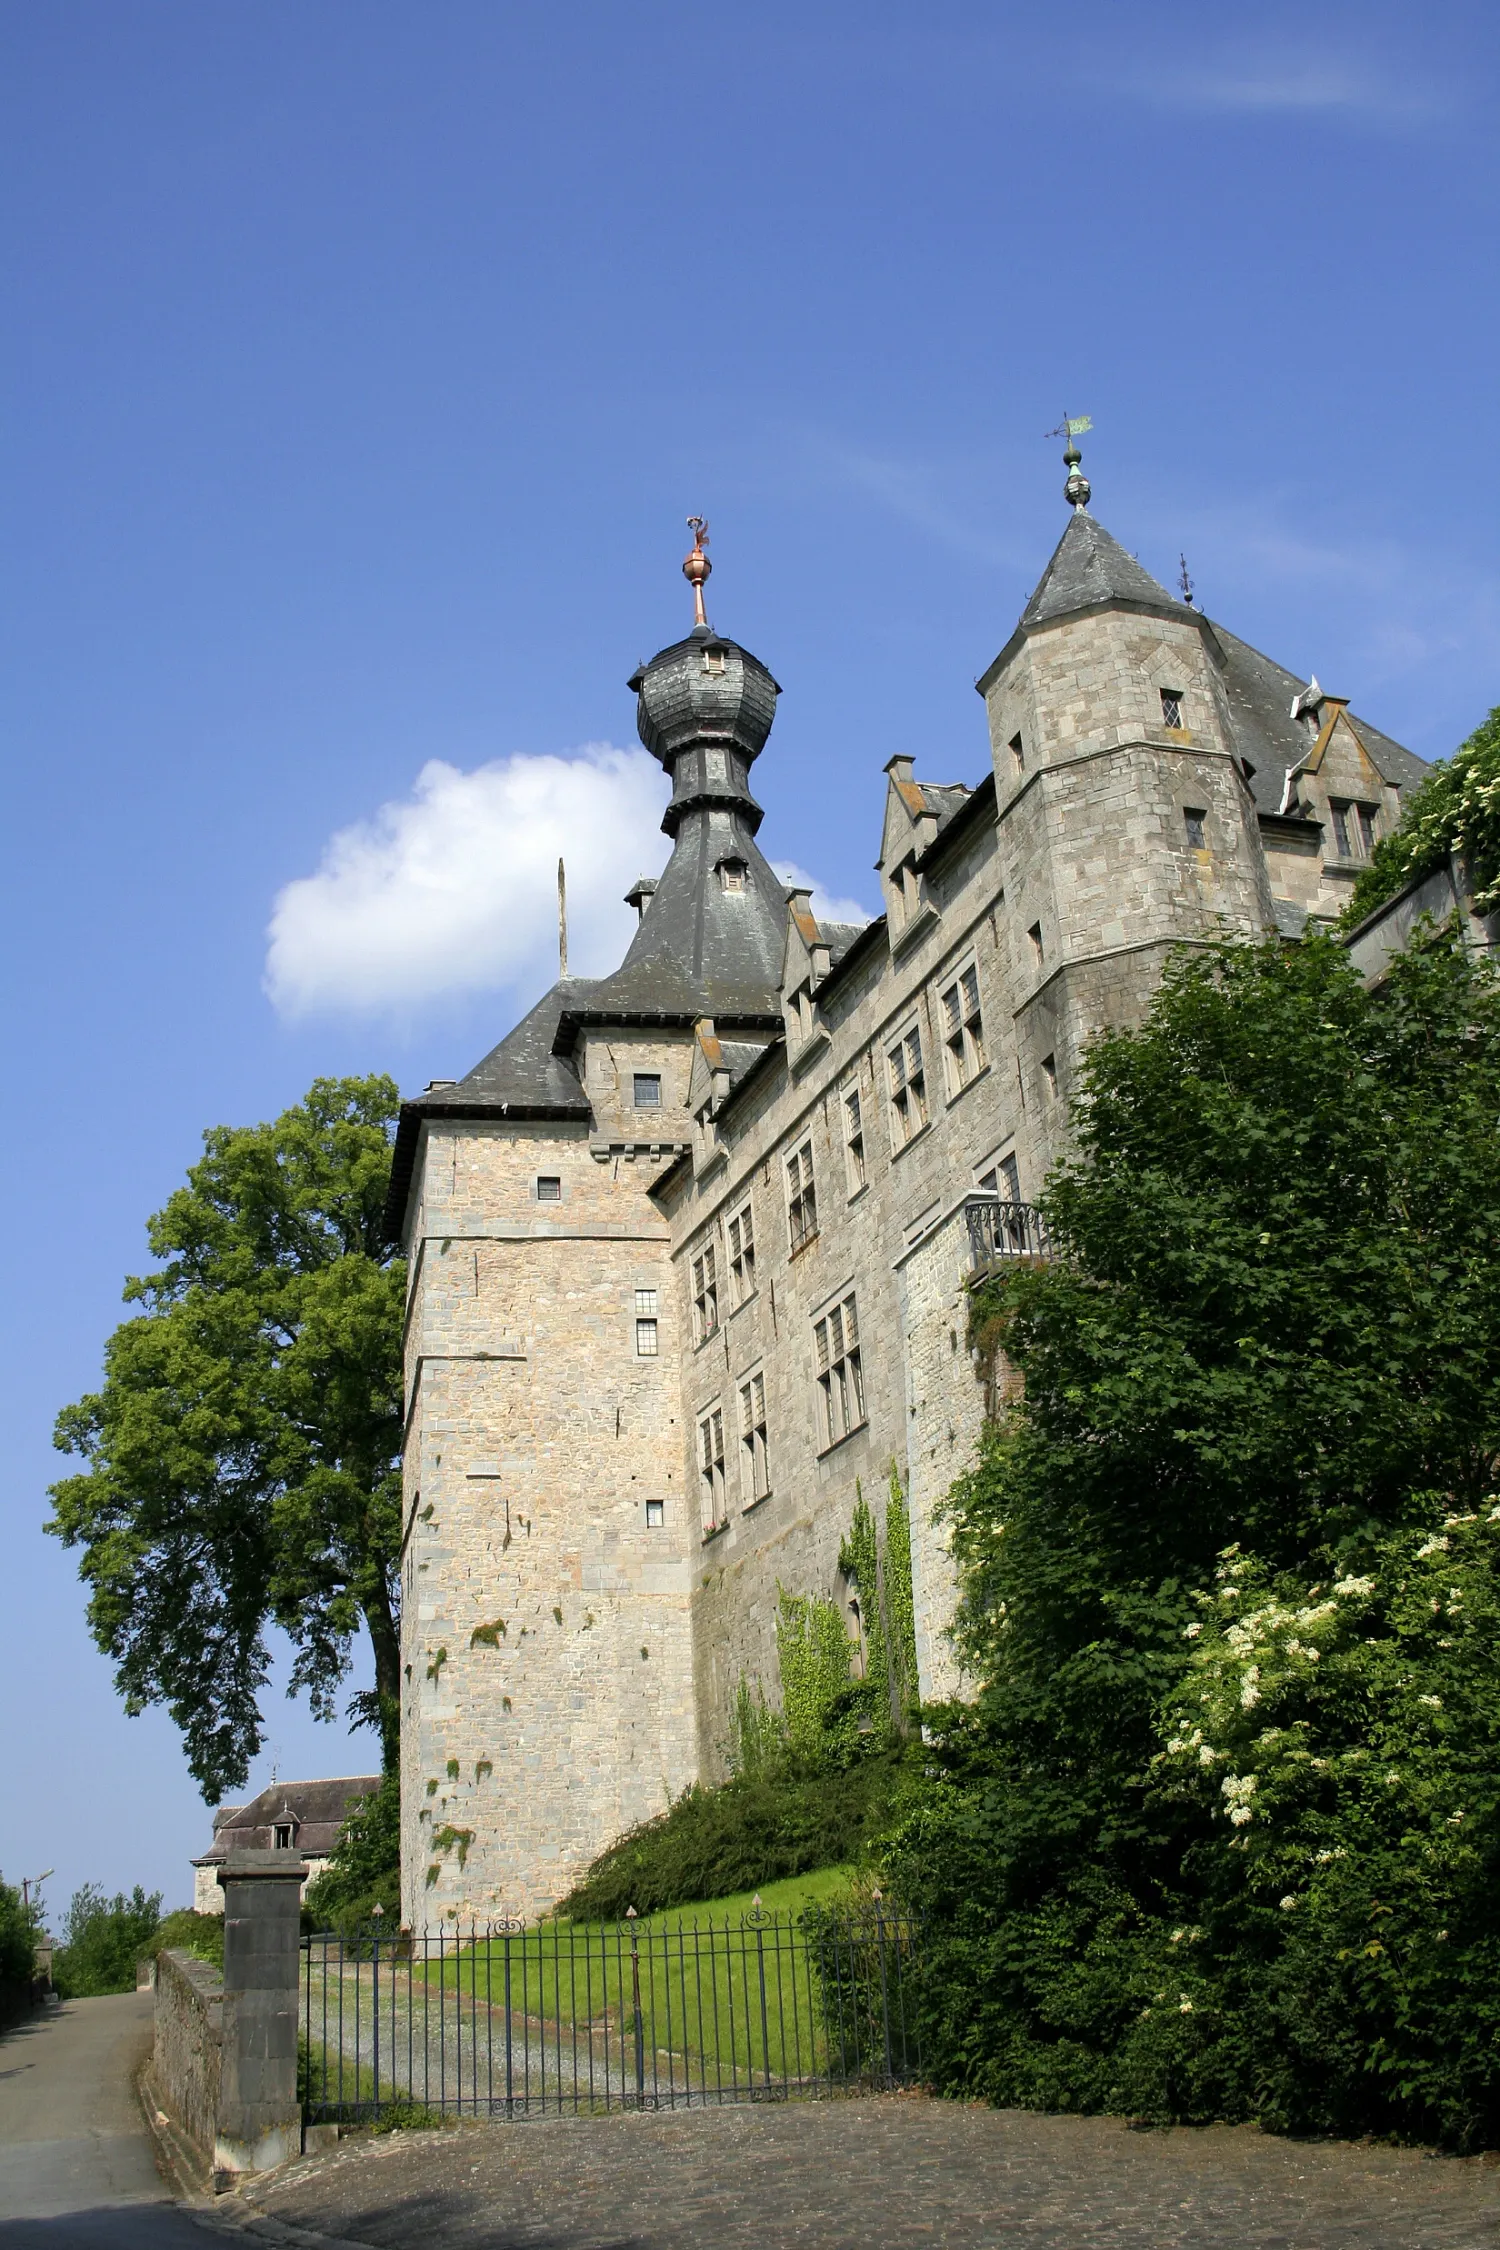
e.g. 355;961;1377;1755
2;0;1495;1922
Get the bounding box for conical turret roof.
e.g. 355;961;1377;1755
1020;511;1195;630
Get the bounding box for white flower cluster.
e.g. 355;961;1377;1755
1221;1773;1257;1826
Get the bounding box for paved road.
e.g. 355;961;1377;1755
246;2093;1500;2250
0;1991;206;2247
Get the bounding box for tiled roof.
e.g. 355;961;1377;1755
194;1774;381;1866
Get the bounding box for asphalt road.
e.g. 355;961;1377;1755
0;1991;208;2247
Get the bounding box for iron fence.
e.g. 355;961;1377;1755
965;1195;1050;1269
300;1906;922;2124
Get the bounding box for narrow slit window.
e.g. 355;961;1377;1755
787;1141;818;1253
1028;921;1045;969
887;1026;928;1146
814;1293;865;1449
1160;688;1184;730
1041;1052;1057;1097
633;1073;662;1108
1184;807;1207;850
740;1371;769;1504
727;1202;755;1305
691;1243;719;1346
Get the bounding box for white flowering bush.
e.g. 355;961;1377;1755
1138;1519;1500;2143
1345;704;1500;924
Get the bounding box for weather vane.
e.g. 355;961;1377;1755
1046;413;1093;511
683;516;712;628
1179;554;1196;607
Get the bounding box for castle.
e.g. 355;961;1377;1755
385;449;1426;1930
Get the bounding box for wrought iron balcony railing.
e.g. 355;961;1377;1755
964;1195;1051;1270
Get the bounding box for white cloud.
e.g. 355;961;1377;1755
264;751;874;1018
772;862;875;929
265;744;670;1018
1109;52;1454;126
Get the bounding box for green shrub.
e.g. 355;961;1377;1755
52;1885;163;1998
0;1876;40;1990
890;931;1500;2149
151;1909;224;1969
303;1772;401;1933
558;1754;909;1921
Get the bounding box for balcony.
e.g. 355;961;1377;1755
964;1195;1051;1272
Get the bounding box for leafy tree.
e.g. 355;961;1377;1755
1345;703;1500;924
0;1876;40;1991
303;1770;402;1932
48;1077;405;1798
890;930;1500;2147
52;1885;163;1998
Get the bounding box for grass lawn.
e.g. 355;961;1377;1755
403;1865;908;2090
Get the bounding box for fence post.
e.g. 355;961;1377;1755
214;1849;307;2182
627;1910;646;2107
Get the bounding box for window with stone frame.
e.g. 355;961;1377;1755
691;1242;719;1346
633;1072;662;1108
978;1150;1021;1203
698;1405;727;1531
787;1141;818;1254
1160;687;1185;730
727;1199;755;1305
814;1293;865;1450
739;1369;770;1505
1330;799;1379;860
940;963;985;1095
843;1084;867;1195
887;1023;928;1146
895;855;921;925
635;1288;659;1356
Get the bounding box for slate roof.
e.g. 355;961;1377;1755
1020;511;1196;632
1209;622;1427;817
384;981;596;1237
193;1775;381;1867
580;815;790;1022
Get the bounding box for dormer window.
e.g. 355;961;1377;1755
1160;688;1184;731
718;858;747;894
897;857;920;921
274;1822;294;1850
702;646;726;677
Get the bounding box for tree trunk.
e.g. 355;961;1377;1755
363;1592;402;1773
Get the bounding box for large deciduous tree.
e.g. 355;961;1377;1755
49;1077;405;1799
892;929;1500;2148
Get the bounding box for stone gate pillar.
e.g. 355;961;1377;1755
215;1849;306;2179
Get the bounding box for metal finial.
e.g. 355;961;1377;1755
1047;412;1092;511
683;516;712;628
1178;554;1196;608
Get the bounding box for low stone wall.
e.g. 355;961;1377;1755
151;1949;223;2164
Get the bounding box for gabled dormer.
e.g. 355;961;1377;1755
780;885;833;1069
687;1017;731;1177
877;756;971;956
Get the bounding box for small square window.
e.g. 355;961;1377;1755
536;1176;562;1203
633;1073;662;1107
645;1498;664;1528
1184;808;1206;850
1160;688;1184;730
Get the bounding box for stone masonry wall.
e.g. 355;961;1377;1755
400;1113;695;1929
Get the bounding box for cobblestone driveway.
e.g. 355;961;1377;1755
241;2093;1500;2249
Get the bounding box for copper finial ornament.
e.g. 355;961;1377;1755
683;516;712;627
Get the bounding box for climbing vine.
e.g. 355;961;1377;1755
883;1465;919;1725
775;1588;853;1754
